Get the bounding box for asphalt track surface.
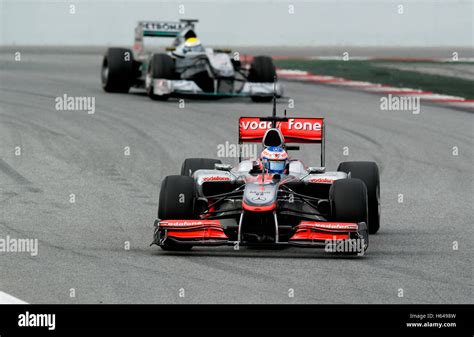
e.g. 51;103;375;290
0;50;472;304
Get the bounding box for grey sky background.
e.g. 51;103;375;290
1;0;473;47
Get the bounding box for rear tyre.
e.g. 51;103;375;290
337;161;380;234
248;56;276;102
147;53;175;101
181;158;222;176
158;175;195;251
329;179;369;254
102;48;134;93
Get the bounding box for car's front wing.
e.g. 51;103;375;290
152;219;368;254
150;79;284;97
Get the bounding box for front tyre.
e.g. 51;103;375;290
337;161;380;234
147;53;175;101
329;179;369;254
101;48;134;93
157;175;195;251
248;56;276;102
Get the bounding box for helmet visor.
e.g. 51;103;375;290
184;45;204;53
268;160;286;173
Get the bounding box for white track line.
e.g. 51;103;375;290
0;291;28;304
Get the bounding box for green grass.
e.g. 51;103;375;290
274;60;474;99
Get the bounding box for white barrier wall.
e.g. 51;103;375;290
1;0;472;46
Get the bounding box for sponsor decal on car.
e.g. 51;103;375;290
239;117;324;143
240;119;321;131
159;220;222;227
141;21;186;32
309;177;334;183
299;222;358;230
202;176;231;181
288;119;322;131
241;120;278;130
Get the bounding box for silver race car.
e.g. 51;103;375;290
101;19;282;101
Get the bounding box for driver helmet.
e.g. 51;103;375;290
261;146;289;175
183;37;204;53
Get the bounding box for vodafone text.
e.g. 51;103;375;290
241;119;322;131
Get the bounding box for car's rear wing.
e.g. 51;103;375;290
239;117;326;166
133;19;198;53
137;20;197;38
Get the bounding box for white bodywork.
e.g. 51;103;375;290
193;160;348;196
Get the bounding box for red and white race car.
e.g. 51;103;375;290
152;103;380;255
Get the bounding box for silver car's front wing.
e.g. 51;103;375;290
150;78;284;97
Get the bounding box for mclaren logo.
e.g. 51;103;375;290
251;196;266;201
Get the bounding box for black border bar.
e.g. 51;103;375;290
0;304;471;335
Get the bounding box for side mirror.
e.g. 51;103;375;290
286;145;300;151
215;48;232;53
308;166;325;174
215;163;233;171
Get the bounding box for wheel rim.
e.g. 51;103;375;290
376;183;381;224
101;64;109;85
145;70;154;96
